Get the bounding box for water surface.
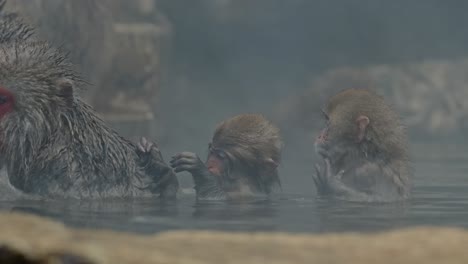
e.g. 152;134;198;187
0;142;467;235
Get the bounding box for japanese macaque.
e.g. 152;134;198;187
0;5;178;199
313;88;411;202
170;114;283;200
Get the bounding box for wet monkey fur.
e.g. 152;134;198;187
313;88;411;202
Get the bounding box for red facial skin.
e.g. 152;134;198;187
315;127;328;145
316;109;330;148
0;87;14;118
206;153;224;176
314;125;330;158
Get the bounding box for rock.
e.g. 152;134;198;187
4;0;114;104
0;212;467;263
4;1;172;140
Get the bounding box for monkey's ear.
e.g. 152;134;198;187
356;115;370;142
56;78;74;103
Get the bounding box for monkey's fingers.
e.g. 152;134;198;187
169;158;195;165
145;142;154;153
169;155;182;164
171;153;200;166
314;164;327;188
137;137;153;153
137;143;146;153
335;170;345;180
138;137;158;153
176;152;198;158
170;157;198;168
140;137;148;147
171;152;197;162
323;158;333;179
312;173;320;188
173;164;198;173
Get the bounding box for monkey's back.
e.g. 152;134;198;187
8;100;158;199
0;9;165;199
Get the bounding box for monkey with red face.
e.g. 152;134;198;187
313;88;411;202
170;114;283;200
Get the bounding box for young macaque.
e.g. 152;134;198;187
170;114;283;200
313;88;411;202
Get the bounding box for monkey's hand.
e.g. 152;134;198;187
137;137;164;161
136;137;179;199
313;158;374;202
313;158;345;195
170;152;208;175
170;152;226;200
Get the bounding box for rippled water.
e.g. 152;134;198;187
0;142;467;234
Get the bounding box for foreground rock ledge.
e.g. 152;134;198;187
0;213;467;264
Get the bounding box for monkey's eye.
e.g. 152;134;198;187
217;150;227;160
0;95;9;105
210;148;227;160
209;145;226;160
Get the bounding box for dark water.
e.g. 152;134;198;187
0;142;467;235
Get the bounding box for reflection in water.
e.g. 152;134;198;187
0;142;467;234
190;199;278;232
313;198;411;233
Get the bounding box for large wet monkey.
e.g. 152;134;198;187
171;114;283;200
313;88;411;202
0;4;178;199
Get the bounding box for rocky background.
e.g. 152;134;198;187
276;59;468;139
4;0;171;141
5;1;468;139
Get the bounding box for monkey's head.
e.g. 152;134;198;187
208;114;283;193
315;88;407;162
0;10;79;121
0;40;81;154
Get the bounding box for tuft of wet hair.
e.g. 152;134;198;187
0;40;83;97
211;113;283;175
211;114;283;193
0;5;35;43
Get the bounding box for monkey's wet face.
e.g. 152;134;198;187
0;87;14;118
315;130;348;161
206;143;229;176
315;109;367;160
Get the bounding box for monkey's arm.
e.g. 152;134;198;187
313;159;387;202
191;168;227;200
170;152;227;200
136;137;179;199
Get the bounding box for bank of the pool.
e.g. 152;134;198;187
0;212;466;264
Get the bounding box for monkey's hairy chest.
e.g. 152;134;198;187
341;163;381;192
